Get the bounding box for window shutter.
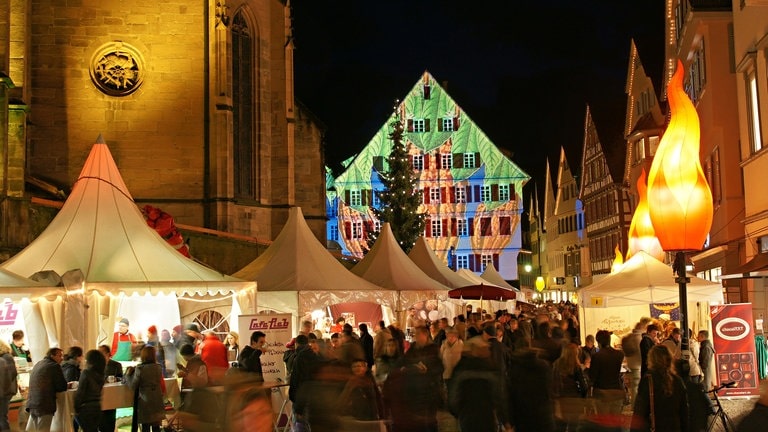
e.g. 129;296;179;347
423;187;430;203
449;187;456;203
474;254;481;271
435;154;441;169
509;183;515;200
475;152;482;166
493;254;500;270
442;219;448;235
466;186;473;203
437;119;443;132
425;118;431;132
441;187;447;203
469;217;474;236
408;119;414;132
363;189;371;206
453;153;463;168
454;116;460;130
372;156;384;172
423;85;431;100
451;218;457;236
474;185;481;202
344;190;351;204
364;220;373;234
424;154;430;169
469;256;475;271
491;184;499;201
344;222;352;239
426;218;432;237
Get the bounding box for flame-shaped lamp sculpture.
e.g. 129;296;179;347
610;245;624;274
535;276;545;292
646;60;714;365
627;169;665;261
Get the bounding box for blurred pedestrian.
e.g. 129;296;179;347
125;346;166;432
74;350;105;432
632;345;689;432
0;341;18;432
25;348;67;432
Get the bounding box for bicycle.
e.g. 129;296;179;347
706;381;736;432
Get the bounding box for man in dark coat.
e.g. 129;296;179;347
507;341;555;432
358;323;374;369
98;345;124;432
26;348;67;431
237;331;266;381
288;335;319;404
640;324;660;377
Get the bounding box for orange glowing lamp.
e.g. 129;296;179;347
627;169;665;261
647;60;713;251
610;245;624;274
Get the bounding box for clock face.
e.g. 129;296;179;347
90;42;145;96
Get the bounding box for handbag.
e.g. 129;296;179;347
649;375;655;432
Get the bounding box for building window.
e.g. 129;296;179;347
455;186;466;203
480;217;492;236
412;154;424;170
747;69;763;153
456;255;469;269
441;153;452;169
329;224;338;242
499;184;511;201
350;190;362;206
413;118;426;133
481;254;493;272
373;219;381;233
442;118;454;132
352;221;363;239
431;219;442;237
456;218;468;236
463;153;476;168
648;136;660;156
232;11;256;200
430;187;441;203
686;41;706;103
480;185;492;202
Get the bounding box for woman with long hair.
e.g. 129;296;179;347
125;346;167;432
632;345;689;432
74;350;106;432
551;343;589;430
225;331;239;364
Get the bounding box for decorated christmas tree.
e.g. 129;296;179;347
367;101;425;254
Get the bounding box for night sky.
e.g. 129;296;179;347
292;0;666;201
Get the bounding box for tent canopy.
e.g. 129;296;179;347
408;237;474;289
481;264;520;292
578;251;723;308
1;135;250;295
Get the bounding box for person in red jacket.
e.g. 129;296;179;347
200;331;228;385
111;318;137;361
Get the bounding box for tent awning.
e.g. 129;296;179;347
720;252;768;280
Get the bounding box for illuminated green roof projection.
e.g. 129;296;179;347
334;71;530;211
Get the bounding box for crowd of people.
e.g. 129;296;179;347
6;302;768;432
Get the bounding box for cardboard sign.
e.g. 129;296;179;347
710;303;760;397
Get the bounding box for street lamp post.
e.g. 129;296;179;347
647;60;714;363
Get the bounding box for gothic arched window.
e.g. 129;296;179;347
232;11;257;199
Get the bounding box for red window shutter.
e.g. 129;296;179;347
449;187;456;203
436;154;441;169
469;256;475;271
493;254;500;270
469;217;474;236
344;190;351;204
475;152;482;166
499;216;511;235
423;187;430;203
364;221;373;234
441;187;447;203
491;184;499;201
426;218;432;237
408;119;414;132
451;218;457;236
442;219;448;236
454;117;460;130
509;183;516;201
474;185;481;202
424;154;430;169
344;222;351;239
474;254;481;271
481;217;492;236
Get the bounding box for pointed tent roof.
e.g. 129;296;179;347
457;269;493;286
579;251;722;308
233;207;386;292
480;264;519;292
0;268;47;288
1;135;250;294
408;237;474;289
352;223;449;292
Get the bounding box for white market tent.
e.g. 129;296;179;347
577;251;723;341
1;135;255;355
454;269;514;314
481;264;520;292
408;237;475;289
233;207;397;328
352;224;452;318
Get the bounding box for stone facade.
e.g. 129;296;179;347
0;0;326;266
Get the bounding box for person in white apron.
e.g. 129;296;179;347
111;318;137;362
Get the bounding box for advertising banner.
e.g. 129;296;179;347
710;303;760;397
0;300;26;344
237;314;292;382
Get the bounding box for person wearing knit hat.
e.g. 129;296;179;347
111;317;137;361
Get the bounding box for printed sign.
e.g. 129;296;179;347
650;303;680;320
710;303;760;397
237;313;292;382
0;300;26;346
